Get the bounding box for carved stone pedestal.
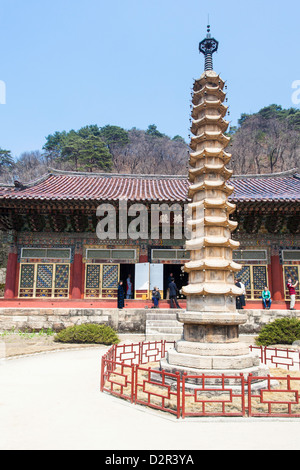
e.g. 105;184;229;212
160;311;270;391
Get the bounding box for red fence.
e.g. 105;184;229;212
100;341;300;419
250;345;300;371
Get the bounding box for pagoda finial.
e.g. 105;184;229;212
199;24;218;71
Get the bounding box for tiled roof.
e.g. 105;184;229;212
0;169;299;203
230;172;300;202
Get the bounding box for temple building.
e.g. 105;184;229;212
0;167;299;309
0;26;299;311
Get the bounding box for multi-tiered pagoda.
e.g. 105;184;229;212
161;27;268;382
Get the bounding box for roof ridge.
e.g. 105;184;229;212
48;166;300;180
20;172;52;188
47;167;188;180
1;167;299;193
232;168;299;179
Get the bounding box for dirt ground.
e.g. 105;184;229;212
0;331;299;360
0;333;146;358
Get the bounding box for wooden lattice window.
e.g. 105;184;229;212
85;264;119;299
19;263;70;298
235;265;268;300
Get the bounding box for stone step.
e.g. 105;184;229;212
145;308;184;341
146;327;183;334
146;313;180;319
145;334;182;342
146;320;182;327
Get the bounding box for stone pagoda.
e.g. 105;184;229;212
161;27;268;385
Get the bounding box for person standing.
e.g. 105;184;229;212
237;278;246;309
235;280;242;309
166;272;173;300
126;274;133;299
262;286;272;309
118;281;125;309
287;277;298;310
169;278;181;309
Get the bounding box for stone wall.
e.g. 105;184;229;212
0;307;299;334
0;308;147;333
239;309;300;335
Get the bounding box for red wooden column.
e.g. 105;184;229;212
4;252;18;299
71;251;83;299
270;254;284;301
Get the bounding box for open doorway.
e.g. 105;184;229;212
120;264;135;299
163;264;188;299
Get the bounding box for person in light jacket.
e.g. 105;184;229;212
126;274;133;299
237;278;246;309
262;286;272;309
287;277;298;310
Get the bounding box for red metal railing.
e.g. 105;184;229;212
100;341;300;419
182;372;246;418
250;345;300;371
247;373;300;418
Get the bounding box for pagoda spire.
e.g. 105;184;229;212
199;24;219;71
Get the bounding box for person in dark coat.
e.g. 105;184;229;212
152;287;161;308
235;280;242;309
166;272;173;299
237;278;246;309
118;281;125;309
169;278;181;309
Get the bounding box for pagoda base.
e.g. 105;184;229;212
156;309;273;392
158;355;272;392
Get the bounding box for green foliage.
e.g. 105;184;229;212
0;148;14;173
238;113;250;126
61;133;112;172
42;124;130;172
237;104;300;133
172;135;186;143
255;318;300;346
99;125;129;149
258;104;284;120
0;328;55;338
146;124;165;138
43;131;68;162
54;323;120;345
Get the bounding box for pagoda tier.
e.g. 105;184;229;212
182;70;242;314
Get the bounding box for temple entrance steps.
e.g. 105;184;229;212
145;309;183;341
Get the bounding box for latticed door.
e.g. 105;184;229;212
283;265;300;300
19;264;35;298
85;264;101;298
85;263;119;298
54;264;70;298
35;264;54;297
236;264;268;300
102;264;119;298
252;265;268;299
237;265;252;299
18;263;70;298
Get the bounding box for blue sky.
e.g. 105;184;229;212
1;0;299;157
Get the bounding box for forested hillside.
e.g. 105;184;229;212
229;105;300;174
0;104;299;184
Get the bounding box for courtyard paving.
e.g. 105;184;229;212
0;341;300;450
